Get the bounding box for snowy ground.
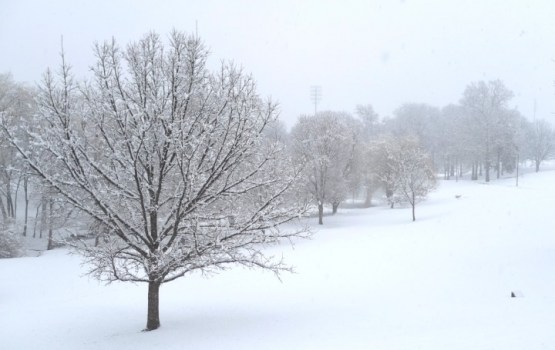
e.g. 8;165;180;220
2;167;555;349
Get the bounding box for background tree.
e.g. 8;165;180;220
355;104;380;138
290;111;361;224
2;31;307;331
387;137;436;221
526;119;554;172
367;136;400;208
0;74;35;225
460;80;514;182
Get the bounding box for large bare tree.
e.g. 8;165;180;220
1;31;307;331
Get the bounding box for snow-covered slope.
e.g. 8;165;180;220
2;169;555;350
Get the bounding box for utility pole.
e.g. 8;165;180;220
310;86;322;116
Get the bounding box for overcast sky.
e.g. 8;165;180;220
1;0;554;127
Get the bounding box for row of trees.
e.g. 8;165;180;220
383;81;555;181
285;80;554;225
289;112;436;224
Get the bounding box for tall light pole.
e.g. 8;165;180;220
310;85;322;116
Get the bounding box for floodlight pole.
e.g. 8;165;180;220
310;86;322;116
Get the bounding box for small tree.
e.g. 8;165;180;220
374;137;436;221
2;31;307;331
392;138;436;221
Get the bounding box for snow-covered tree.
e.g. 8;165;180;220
1;31;308;331
355;104;380;138
290;111;361;224
526;119;554;172
0;219;22;258
388;138;436;221
460;80;514;182
369;136;436;218
0;74;35;225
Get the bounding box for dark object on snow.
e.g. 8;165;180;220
511;290;523;298
455;195;462;199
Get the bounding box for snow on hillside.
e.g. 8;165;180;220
2;169;555;350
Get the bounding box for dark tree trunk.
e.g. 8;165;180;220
146;280;161;331
22;177;29;237
6;180;14;218
317;202;324;225
13;176;21;219
332;202;339;214
39;195;47;239
535;159;540;172
47;197;54;250
33;203;41;238
386;187;394;208
0;196;7;221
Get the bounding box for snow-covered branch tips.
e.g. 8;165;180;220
1;31;309;330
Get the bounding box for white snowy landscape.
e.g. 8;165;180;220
2;164;555;350
2;1;555;349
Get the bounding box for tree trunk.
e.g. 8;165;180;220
22;176;29;237
146;280;161;331
0;196;7;221
412;193;416;221
39;195;47;238
33;203;41;238
364;188;372;208
6;180;14;218
496;151;501;180
535;159;540;172
332;202;339;214
14;176;21;219
317;202;324;225
516;154;519;187
47;197;54;250
386;187;394;208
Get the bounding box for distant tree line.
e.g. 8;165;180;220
288;80;554;224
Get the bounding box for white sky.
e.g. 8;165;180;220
1;0;554;127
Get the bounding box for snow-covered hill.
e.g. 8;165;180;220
2;169;555;350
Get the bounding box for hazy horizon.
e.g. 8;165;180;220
2;0;554;127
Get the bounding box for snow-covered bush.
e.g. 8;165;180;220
0;223;23;258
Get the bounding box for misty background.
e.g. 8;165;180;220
1;0;554;127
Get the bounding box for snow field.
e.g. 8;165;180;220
2;169;555;349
